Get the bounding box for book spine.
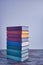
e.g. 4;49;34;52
7;27;22;31
7;41;21;46
7;45;29;51
7;34;28;38
7;38;28;42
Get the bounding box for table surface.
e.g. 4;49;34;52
0;49;43;65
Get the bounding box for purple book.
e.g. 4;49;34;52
7;26;28;31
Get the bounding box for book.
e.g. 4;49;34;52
7;45;29;51
7;30;29;34
7;41;29;47
7;49;29;54
7;26;29;31
7;49;28;57
7;38;28;42
7;55;28;62
7;33;29;38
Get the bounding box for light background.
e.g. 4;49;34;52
0;0;43;49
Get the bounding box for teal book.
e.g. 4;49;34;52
7;45;29;51
7;49;28;57
7;55;28;62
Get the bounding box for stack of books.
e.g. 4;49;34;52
7;26;29;62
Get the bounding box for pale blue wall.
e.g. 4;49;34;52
0;0;43;49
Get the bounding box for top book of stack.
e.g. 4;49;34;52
7;26;29;31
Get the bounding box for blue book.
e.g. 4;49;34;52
7;41;29;47
7;41;21;47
